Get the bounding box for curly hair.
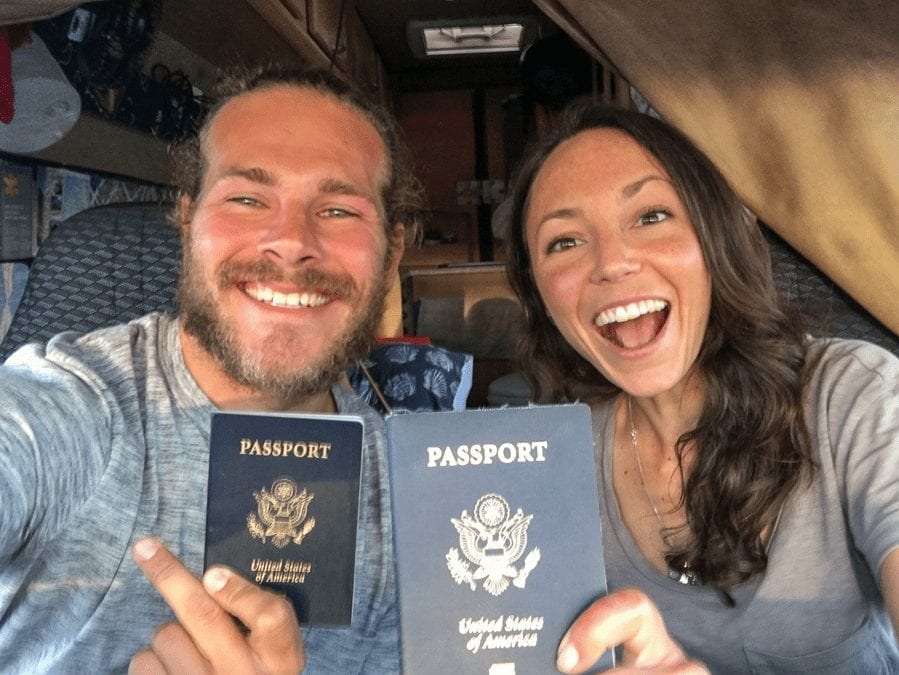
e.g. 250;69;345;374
505;104;820;591
168;63;423;243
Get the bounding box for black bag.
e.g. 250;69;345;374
34;0;159;120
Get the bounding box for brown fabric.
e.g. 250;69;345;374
0;1;87;26
537;0;899;334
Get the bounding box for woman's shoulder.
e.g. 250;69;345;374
809;337;899;387
804;337;898;439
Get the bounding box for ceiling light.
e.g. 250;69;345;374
408;20;527;58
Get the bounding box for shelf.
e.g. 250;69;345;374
17;0;388;185
26;113;171;185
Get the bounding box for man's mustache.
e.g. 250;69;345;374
217;259;356;300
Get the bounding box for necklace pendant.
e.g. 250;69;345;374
629;397;702;589
668;565;699;586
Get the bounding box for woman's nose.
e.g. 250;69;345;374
589;230;640;283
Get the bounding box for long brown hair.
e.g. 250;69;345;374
505;104;818;590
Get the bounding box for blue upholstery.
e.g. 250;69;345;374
0;203;179;361
764;227;898;355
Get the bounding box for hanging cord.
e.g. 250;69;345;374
328;0;348;72
355;359;392;414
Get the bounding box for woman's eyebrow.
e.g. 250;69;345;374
622;174;668;199
535;207;579;229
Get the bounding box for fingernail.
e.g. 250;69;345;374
133;537;160;561
557;635;579;673
204;567;230;593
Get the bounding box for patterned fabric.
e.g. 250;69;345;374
0;202;179;360
348;342;473;414
766;227;898;356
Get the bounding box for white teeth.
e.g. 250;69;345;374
595;299;668;327
245;285;329;308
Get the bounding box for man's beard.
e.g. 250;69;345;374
178;251;388;408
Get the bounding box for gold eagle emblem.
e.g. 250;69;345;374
246;477;316;548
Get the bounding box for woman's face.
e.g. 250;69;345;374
525;128;712;398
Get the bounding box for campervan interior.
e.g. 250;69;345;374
1;0;896;407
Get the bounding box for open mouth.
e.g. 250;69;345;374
242;283;331;309
594;299;670;349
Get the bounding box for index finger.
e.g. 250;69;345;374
203;565;304;673
556;588;706;673
132;537;248;664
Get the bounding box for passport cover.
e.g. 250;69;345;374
386;403;612;673
205;410;364;626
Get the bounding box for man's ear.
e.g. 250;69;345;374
386;223;406;275
379;224;406;338
176;194;194;235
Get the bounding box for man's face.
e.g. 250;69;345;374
178;85;398;407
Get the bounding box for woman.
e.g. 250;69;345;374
504;105;899;673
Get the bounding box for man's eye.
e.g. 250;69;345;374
547;237;582;254
320;207;357;218
639;209;671;226
228;196;261;207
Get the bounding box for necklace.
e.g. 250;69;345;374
627;395;700;586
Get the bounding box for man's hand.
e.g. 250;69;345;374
555;588;708;674
129;537;305;674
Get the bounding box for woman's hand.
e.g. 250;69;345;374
129;537;304;674
556;588;708;673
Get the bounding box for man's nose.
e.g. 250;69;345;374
260;209;324;265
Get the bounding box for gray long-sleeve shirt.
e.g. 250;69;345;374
0;312;399;673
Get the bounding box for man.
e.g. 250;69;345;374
0;64;419;673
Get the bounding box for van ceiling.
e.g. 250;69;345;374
355;0;554;92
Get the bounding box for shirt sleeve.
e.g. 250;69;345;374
818;340;899;576
0;347;112;563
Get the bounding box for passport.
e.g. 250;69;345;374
386;403;612;673
204;410;364;626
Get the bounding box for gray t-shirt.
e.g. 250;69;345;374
593;338;899;673
0;313;399;673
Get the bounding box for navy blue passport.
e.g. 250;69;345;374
387;403;612;673
205;411;364;626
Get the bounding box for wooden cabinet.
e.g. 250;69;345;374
306;0;347;70
26;0;389;184
345;9;388;107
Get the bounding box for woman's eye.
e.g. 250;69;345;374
638;209;671;226
546;237;582;254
